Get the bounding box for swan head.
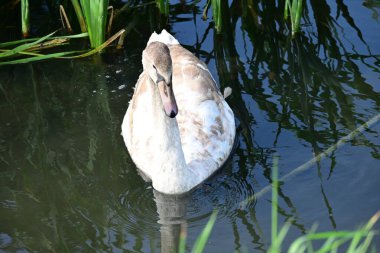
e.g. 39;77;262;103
142;42;178;118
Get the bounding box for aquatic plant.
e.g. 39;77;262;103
203;0;222;33
179;211;218;253
21;0;29;37
156;0;170;16
182;156;379;253
284;0;304;36
0;29;126;65
268;156;380;253
0;0;126;65
77;0;109;48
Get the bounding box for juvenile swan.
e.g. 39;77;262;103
121;30;235;194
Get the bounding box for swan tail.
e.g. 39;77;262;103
147;29;179;46
223;87;232;99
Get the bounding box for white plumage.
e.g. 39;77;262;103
121;30;235;194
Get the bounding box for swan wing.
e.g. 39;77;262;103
170;45;235;178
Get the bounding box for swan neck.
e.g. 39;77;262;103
150;80;196;194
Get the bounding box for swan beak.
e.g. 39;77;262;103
157;80;178;118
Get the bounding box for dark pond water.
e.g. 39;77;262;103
1;0;380;252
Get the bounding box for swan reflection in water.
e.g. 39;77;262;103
154;190;188;253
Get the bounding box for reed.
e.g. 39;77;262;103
178;210;218;253
184;155;379;253
269;156;379;253
71;0;87;33
21;0;29;37
211;0;222;33
0;29;125;65
284;0;303;36
78;0;109;48
156;0;169;16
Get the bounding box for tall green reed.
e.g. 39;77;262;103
78;0;109;48
178;210;218;253
156;0;170;16
182;154;378;253
21;0;29;37
284;0;303;36
202;0;222;33
211;0;222;33
71;0;87;33
268;155;379;253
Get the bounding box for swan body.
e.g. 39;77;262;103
121;30;235;194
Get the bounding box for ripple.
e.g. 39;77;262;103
112;185;159;232
185;167;257;229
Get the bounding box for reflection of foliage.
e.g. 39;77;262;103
170;0;380;250
188;0;380;157
0;57;155;251
1;0;380;252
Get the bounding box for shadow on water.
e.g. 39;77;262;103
1;0;380;252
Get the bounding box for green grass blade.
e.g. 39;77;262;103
71;0;87;32
79;0;109;48
64;29;124;58
289;236;309;253
191;210;218;253
0;51;78;65
21;0;30;37
0;31;57;58
156;0;169;15
0;33;88;48
178;224;187;253
315;236;337;253
271;156;279;249
211;0;222;33
293;0;303;35
357;232;375;253
284;0;290;20
306;230;359;240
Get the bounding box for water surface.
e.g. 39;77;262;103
1;0;380;252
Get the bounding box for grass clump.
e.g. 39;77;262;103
284;0;304;36
269;156;379;253
182;156;379;253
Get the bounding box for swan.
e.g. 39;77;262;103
121;30;235;194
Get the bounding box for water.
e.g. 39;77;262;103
1;1;380;252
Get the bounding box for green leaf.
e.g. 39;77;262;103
191;210;218;253
0;33;88;48
0;51;78;65
0;31;56;58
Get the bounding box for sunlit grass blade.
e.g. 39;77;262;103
0;31;57;58
156;0;169;16
64;29;125;58
21;0;29;38
178;224;187;253
79;0;109;48
0;51;79;65
202;0;211;20
71;0;87;33
0;33;88;48
268;155;290;253
293;0;303;35
191;210;218;253
107;6;114;35
271;156;279;246
0;40;70;55
59;5;72;33
286;210;380;253
211;0;222;33
284;0;303;36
